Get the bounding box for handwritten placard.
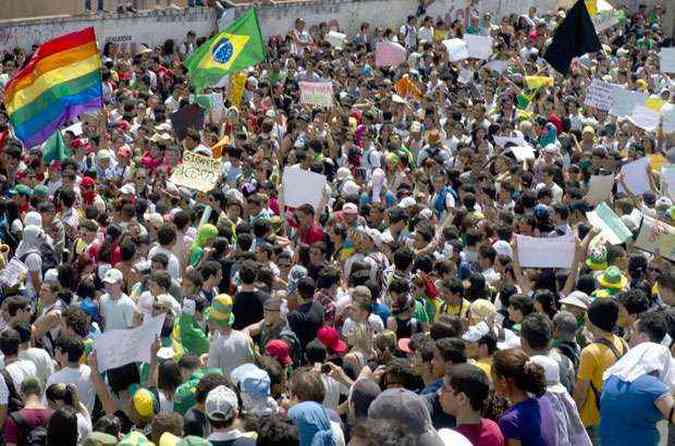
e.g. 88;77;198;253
282;166;327;211
635;215;675;261
375;41;407;67
464;35;493;60
94;314;166;372
515;233;576;269
443;38;469;62
660;48;675;74
169;151;222;193
0;258;27;288
299;81;334;108
609;87;647;118
585;78;617;111
629;105;661;132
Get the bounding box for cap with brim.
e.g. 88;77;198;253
33;185;49;198
317;326;348;354
559;290;591;310
205;385;238;421
597;266;628;290
207;294;235;327
11;184;32;197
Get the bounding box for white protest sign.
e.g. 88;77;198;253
169;151;222;193
660;48;675;74
484;60;508;73
629;105;661;132
327;31;347;49
282;166;328;211
635;215;675;261
515;233;576;269
464;35;493;60
586;175;614;205
458;69;474;84
443;39;469;62
94;314;166;372
618;156;651;195
609;87;647;118
662;104;675;135
494;135;530;147
662;165;675;201
299;81;334;108
585;78;618;111
586;202;633;245
375;41;407;67
0;258;27;288
510;145;536;162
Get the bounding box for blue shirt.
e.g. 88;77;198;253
499;398;557;446
600;374;669;446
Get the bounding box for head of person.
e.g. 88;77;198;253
54;335;85;367
367;388;441;444
492;348;547;399
289;367;326;404
205;385;240;430
587;298;619;335
431;337;467;378
520;313;553;355
150;413;184;445
630;310;668;347
47;405;79;446
256;414;299;446
439;363;490;417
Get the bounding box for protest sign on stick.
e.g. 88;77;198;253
282;167;327;211
635;215;675;261
300;81;334;108
169;151;222;193
464;35;493;60
660;48;675;73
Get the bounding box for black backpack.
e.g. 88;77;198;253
20;240;58;275
0;369;24;413
9;412;48;446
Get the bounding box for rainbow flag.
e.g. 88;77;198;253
4;27;103;148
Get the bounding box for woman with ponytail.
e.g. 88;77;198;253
46;383;93;445
492;348;558;446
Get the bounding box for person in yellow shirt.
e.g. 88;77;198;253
437;277;470;321
462;321;496;379
573;298;628;444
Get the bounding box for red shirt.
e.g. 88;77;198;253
298;222;325;246
455;419;505;446
3;408;54;444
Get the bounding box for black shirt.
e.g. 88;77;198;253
183;407;210;437
288;300;325;349
232;289;270;330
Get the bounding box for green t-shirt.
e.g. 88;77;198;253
173;368;223;415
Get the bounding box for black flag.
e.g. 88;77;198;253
543;0;601;75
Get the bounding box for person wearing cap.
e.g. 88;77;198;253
205;294;255;376
99;268;137;331
243;296;297;356
341;286;384;347
462;322;497;379
205;385;256;446
230;363;278;417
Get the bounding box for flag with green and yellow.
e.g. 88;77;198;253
185;8;266;92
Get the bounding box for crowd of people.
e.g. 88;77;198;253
0;0;673;445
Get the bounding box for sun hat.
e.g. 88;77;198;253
207;294;235;327
560;290;592;310
586;246;608;271
317;326;348;354
597;266;628;291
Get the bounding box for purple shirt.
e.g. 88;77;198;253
498;397;558;446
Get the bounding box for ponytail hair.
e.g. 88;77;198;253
63;384;80;409
493;348;547;397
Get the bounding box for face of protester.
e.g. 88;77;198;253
105;280;123;297
507;305;523;323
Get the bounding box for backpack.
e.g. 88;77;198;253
9;412;48;446
20;240;58;275
1;369;24;413
589;337;628;410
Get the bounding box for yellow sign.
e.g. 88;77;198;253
228;72;247;108
169;151;222;193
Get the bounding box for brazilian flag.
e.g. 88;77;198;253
185;8;266;92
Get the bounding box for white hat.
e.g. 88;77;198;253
342;203;359;215
336;167;352;182
410;121;422;133
342;180;361;196
119;183;136;195
398;196;417;208
24;211;42;228
559;290;591;310
97;149;113;161
44;268;59;284
363;227;383;248
102;268;124;284
205;385;238;421
392;94;408;105
530;355;566;393
492;240;513;258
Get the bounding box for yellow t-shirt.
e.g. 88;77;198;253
439;299;471;320
471;357;493;379
577;335;627;427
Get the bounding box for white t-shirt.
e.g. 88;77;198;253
321;375;349;411
23;252;42;298
5;359;38;389
46;364;95;413
342;314;385;340
18;348;55;388
148;246;182;283
100;293;136;331
438;428;473;446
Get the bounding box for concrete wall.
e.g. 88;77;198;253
0;0;662;53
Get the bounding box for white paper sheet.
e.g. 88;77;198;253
94;314;166;372
515;233;576;269
282;166;328;211
586;175;614;204
464;35;493;60
618;157;651;195
443;39;469;62
660;48;675;73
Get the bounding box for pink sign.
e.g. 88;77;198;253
375;41;407;67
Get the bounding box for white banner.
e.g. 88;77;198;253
94;314;166;372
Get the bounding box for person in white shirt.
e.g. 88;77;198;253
99;268;137;331
341;286;384;347
206;295;256;377
14;321;54;389
0;328;38;391
148;224;182;283
47;335;95;414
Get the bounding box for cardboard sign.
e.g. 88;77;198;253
585;78;618;111
327;31;347;49
635;215;675;261
515;233;576;269
375;41;407;67
443;38;469;62
464;35;493;60
94;315;166;372
618;156;650;195
169;151;222;193
609;87;647;118
629;105;661;132
586;175;614;205
282;166;327;210
299;81;334;108
660;48;675;74
0;258;27;288
171;104;205;141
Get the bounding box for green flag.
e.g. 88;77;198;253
42;130;70;164
185;8;266;92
